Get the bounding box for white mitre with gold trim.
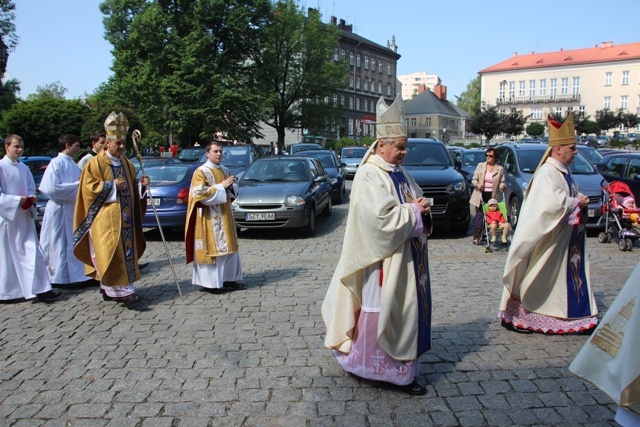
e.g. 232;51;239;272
104;111;130;141
376;95;406;139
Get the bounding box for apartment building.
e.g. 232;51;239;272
479;41;640;133
398;71;442;101
404;84;470;141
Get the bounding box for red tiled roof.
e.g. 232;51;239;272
479;41;640;73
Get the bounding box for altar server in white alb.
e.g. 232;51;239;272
39;134;95;287
499;114;598;334
0;135;59;302
322;96;433;395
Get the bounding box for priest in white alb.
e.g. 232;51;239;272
0;134;59;302
184;140;244;294
39;134;95;287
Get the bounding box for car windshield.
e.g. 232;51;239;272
242;160;309;182
222;147;250;167
143;165;191;185
461;152;484;168
301;152;336;168
578;147;604;165
403;143;451;167
517;148;597;175
177;148;205;160
341;148;367;159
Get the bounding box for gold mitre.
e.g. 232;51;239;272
104;111;130;141
376;95;407;139
547;114;576;146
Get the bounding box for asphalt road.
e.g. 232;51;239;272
0;181;637;426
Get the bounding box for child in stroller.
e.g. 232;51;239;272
599;181;640;251
485;198;511;244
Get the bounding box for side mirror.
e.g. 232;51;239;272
340;162;346;168
453;158;462;170
314;175;328;183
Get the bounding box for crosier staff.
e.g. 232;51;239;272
132;129;183;299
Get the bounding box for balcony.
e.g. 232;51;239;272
496;94;580;105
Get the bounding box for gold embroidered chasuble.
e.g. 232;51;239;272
185;165;238;265
72;151;146;287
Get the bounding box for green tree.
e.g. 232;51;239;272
0;77;18;115
456;76;481;116
0;97;91;154
619;110;640;130
579;119;600;135
502;108;528;139
469;104;503;143
25;81;68;101
526;122;545;137
0;0;17;51
255;2;346;146
595;109;618;133
100;0;271;146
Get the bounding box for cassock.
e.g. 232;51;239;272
499;157;598;333
185;161;242;289
73;150;146;292
0;156;52;300
39;153;90;285
321;153;432;385
570;261;640;426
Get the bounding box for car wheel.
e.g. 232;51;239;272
334;183;344;204
508;197;520;229
302;207;316;237
322;197;332;217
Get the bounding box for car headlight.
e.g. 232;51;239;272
446;180;466;194
285;195;305;206
330;178;338;185
521;181;529;192
231;199;238;208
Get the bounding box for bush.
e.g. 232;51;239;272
610;139;627;148
468;142;481;148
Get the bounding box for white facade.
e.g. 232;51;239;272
398;72;442;101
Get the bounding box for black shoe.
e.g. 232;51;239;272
391;378;427;396
0;297;27;304
223;281;246;290
199;287;229;295
121;294;143;307
500;320;534;334
35;290;61;302
138;262;149;270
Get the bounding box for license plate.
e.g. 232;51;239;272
246;212;275;221
151;197;161;206
588;209;595;217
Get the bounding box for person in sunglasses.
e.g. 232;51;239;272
469;147;506;244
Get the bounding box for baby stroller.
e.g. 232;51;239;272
598;181;640;251
481;196;510;253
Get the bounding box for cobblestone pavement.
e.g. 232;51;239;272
1;182;638;427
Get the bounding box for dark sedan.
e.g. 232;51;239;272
140;163;200;229
177;147;206;162
296;149;346;204
232;157;332;237
596;152;640;201
199;144;263;177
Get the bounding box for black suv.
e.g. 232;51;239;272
403;138;470;234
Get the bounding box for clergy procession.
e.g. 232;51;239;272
0;104;639;425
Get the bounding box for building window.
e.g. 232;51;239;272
333;48;338;61
556;107;562;116
509;81;515;100
539;79;546;96
349;52;354;66
349;96;354;109
561;77;568;95
348;118;354;135
333;94;337;106
622;71;629;85
387;63;391;75
387;83;391;96
499;81;506;100
605;72;612;86
518;81;525;97
356;98;360;111
349;74;354;88
621;95;628;109
531;107;542;119
364;56;369;69
425;117;431;127
529;80;536;98
550;79;557;97
341;49;345;61
356;54;361;67
579;105;586;117
410;118;416;127
604;96;611;109
364;79;369;91
378;81;382;94
341;95;345;106
572;77;580;96
356;77;361;90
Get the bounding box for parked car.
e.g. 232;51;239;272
576;145;604;166
139;163;200;229
339;146;368;179
403;138;470;234
297;149;346;204
232;157;332;236
130;156;179;174
597;135;610;147
494;143;605;230
199;144;264;177
177;147;206;162
286;143;322;156
20;155;51;174
20;157;51;229
517;137;544;144
458;149;485;186
596;152;640;201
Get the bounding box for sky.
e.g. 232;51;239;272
5;0;640;102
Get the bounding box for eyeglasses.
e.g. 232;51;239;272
486;154;494;158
